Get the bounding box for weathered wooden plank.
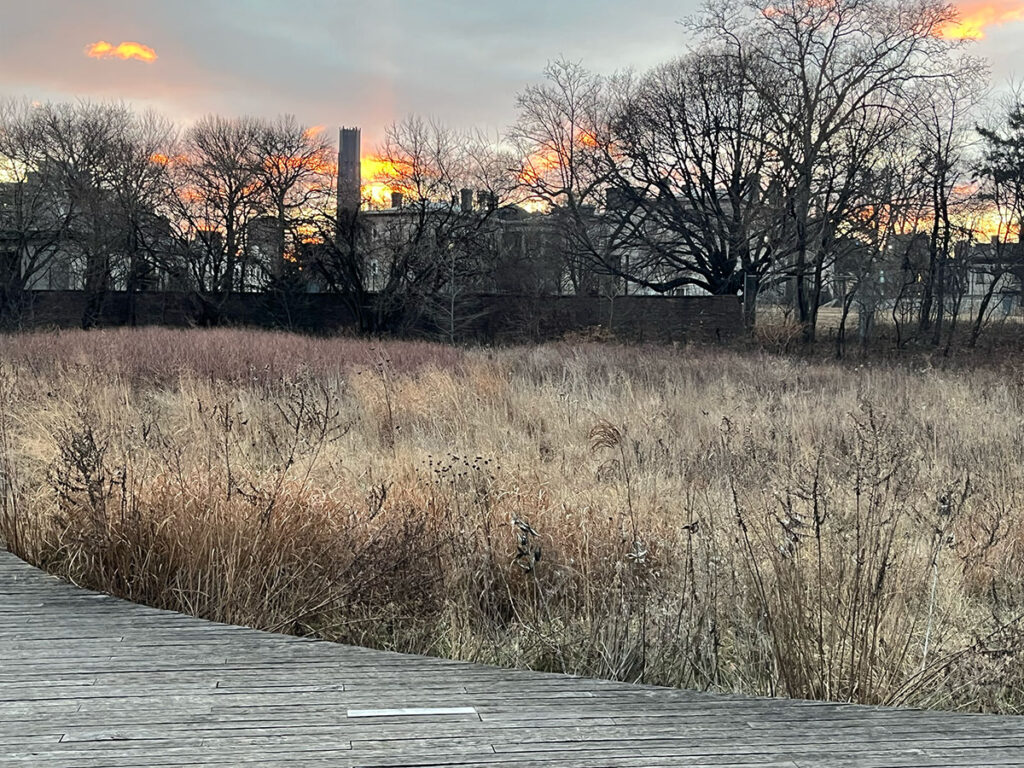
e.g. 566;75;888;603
1;549;1023;767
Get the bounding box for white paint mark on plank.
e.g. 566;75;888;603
347;707;478;718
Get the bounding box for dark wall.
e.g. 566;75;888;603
17;291;359;331
476;294;741;343
16;291;741;343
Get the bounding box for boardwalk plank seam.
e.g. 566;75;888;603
1;550;1022;767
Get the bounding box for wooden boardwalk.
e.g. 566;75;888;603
2;550;1023;768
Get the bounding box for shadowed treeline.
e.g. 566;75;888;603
5;1;1024;351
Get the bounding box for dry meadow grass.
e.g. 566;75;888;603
1;327;1023;713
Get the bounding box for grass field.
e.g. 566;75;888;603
1;327;1023;713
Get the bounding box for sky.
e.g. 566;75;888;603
1;0;1023;150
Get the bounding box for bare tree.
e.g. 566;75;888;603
309;116;514;337
608;48;783;321
909;62;989;345
511;59;622;296
832;129;928;355
704;0;963;341
167;115;265;302
38;103;115;324
16;102;144;327
974;96;1024;346
0;100;179;327
106;109;177;324
253;116;333;290
0;99;77;325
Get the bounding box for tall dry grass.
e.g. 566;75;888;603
1;327;1023;713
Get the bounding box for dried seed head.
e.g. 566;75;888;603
589;421;622;452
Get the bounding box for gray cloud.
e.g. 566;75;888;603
0;0;697;143
0;0;1018;147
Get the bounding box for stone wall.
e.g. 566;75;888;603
476;294;741;343
14;291;741;343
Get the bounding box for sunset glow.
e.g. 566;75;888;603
518;148;562;185
361;155;409;207
266;152;336;176
518;131;603;186
150;145;410;211
85;41;158;63
938;2;1024;39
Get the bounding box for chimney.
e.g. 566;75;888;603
461;188;474;213
337;127;361;215
745;172;762;202
477;190;497;212
606;187;628;211
391;190;403;209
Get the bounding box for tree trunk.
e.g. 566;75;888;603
742;273;759;330
969;272;1000;348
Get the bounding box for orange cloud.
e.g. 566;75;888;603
939;2;1024;40
85;41;158;63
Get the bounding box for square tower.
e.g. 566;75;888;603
337;127;361;215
